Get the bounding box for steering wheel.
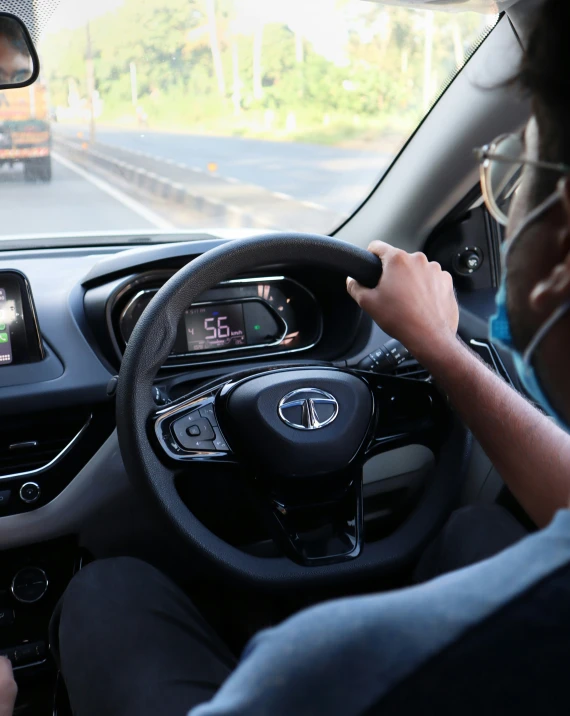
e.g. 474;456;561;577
116;233;470;587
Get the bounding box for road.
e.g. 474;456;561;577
0;154;169;237
0;127;392;239
54;124;393;217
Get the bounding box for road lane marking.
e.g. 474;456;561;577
53;152;174;230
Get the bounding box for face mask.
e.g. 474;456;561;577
489;189;570;429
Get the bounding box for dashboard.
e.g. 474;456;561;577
0;231;522;556
0;237;373;534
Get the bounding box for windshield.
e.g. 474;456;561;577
0;0;497;245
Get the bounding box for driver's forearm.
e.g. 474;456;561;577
421;338;570;527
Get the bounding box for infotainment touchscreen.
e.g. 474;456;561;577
0;288;15;364
0;271;43;365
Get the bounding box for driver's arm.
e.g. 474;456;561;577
347;241;570;528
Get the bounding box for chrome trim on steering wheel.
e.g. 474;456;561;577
278;388;339;430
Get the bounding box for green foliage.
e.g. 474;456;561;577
40;0;495;147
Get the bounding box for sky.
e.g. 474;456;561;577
41;0;495;65
43;0;361;64
43;0;124;32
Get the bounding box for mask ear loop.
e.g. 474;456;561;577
522;300;570;367
504;190;562;260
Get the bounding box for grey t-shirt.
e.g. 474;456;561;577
190;509;570;715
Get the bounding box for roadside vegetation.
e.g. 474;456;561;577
41;0;495;150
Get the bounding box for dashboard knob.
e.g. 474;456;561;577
11;567;48;604
19;482;40;504
461;251;482;271
454;246;483;275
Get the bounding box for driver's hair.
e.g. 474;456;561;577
515;0;570;203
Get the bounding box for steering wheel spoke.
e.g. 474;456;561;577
265;469;363;566
153;384;238;466
358;371;448;458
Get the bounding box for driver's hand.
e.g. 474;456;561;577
0;658;17;716
347;241;459;364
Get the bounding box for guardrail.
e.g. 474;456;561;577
53;137;269;230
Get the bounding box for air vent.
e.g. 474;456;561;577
0;409;90;478
393;359;430;382
469;339;513;385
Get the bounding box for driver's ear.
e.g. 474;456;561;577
529;177;570;316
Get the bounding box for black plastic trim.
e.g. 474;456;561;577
0;342;62;388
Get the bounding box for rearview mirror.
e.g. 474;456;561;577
0;13;38;89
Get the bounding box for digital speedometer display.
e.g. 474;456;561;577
184;303;246;352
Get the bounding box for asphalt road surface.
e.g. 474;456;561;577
54;124;393;217
0;127;392;239
0;154;169;238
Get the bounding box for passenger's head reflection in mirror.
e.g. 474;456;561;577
0;17;31;85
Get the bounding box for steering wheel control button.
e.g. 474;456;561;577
0;609;14;627
278;388;339;430
19;482;40;504
0;490;11;508
173;411;216;451
212;429;229;452
199;404;218;426
11;567;48;604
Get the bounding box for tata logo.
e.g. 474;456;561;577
278;388;338;430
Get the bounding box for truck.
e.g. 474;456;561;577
0;82;51;182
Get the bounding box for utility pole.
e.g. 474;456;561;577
451;20;464;70
130;62;138;106
206;0;226;97
295;32;303;64
422;11;434;114
231;36;241;116
85;20;96;144
253;23;263;100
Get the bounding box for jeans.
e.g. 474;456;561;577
53;504;529;716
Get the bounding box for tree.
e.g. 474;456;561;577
39;0;494;143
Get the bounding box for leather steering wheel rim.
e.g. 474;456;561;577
116;232;471;588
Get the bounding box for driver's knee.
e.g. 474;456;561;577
61;556;166;620
414;504;528;583
54;556;236;713
53;557;176;665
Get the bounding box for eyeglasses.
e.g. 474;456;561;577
474;133;570;226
